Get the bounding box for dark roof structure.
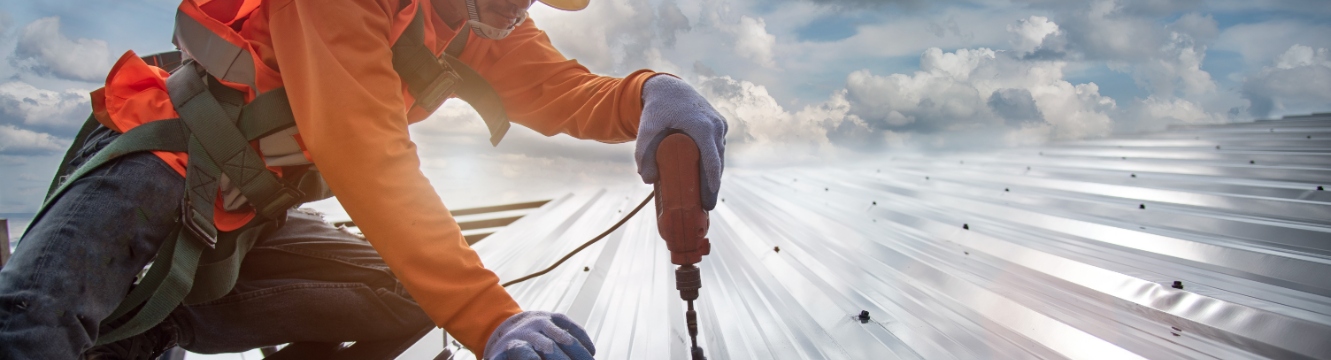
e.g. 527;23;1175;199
417;115;1331;359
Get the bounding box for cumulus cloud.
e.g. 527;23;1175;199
696;75;833;148
0;124;66;155
9;17;113;82
1003;3;1233;131
844;47;1115;143
0;81;92;136
729;16;777;68
1008;16;1061;56
1242;45;1331;117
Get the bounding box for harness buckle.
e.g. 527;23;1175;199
413;61;462;113
180;197;219;249
258;187;303;222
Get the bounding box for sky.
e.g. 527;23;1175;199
2;0;1330;233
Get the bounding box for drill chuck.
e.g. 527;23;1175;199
675;265;702;301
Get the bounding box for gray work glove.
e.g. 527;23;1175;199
484;311;595;360
636;75;728;210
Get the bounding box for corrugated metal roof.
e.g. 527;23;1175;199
448;116;1331;359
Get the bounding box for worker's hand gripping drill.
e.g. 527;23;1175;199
637;74;726;360
636;74;727;210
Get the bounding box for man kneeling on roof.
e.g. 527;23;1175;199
0;0;726;358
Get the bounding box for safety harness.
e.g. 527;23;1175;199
36;8;510;345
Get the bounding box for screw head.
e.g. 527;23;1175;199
774;246;780;253
962;224;970;230
1171;280;1184;289
1140;204;1146;209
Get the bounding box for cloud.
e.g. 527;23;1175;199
844;47;1115;142
696;75;835;146
0;81;91;136
988;88;1045;125
730;16;777;68
1242;45;1331;118
1216;20;1331;66
1001;3;1234;132
1009;16;1061;56
0;124;66;155
9;17;115;82
656;1;691;47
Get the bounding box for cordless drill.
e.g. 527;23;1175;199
653;133;712;360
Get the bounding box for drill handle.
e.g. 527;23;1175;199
654;133;711;266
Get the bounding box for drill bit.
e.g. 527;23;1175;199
686;300;705;360
677;265;705;360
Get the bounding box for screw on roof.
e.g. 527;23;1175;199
872;201;877;205
1131;174;1137;178
925;176;930;180
1250;160;1256;164
964;251;970;255
857;310;871;323
1004;188;1010;192
963;224;970;230
1122;157;1127;160
1318;186;1324;191
1172;280;1184;289
1140;204;1146;209
825;187;829;191
1216;145;1221;149
773;246;780;253
584;267;590;272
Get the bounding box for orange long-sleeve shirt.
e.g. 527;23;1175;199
95;0;657;354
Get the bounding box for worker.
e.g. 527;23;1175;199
0;0;726;358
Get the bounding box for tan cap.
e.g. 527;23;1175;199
538;0;590;11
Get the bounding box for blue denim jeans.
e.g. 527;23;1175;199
0;125;433;359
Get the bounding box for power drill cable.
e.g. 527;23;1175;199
501;192;656;288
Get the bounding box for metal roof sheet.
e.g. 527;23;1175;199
441;117;1331;359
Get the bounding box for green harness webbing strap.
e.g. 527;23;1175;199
23;117;201;346
167;62;304;222
393;8;510;146
34;120;190;227
96;228;202;345
92;64;303;345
